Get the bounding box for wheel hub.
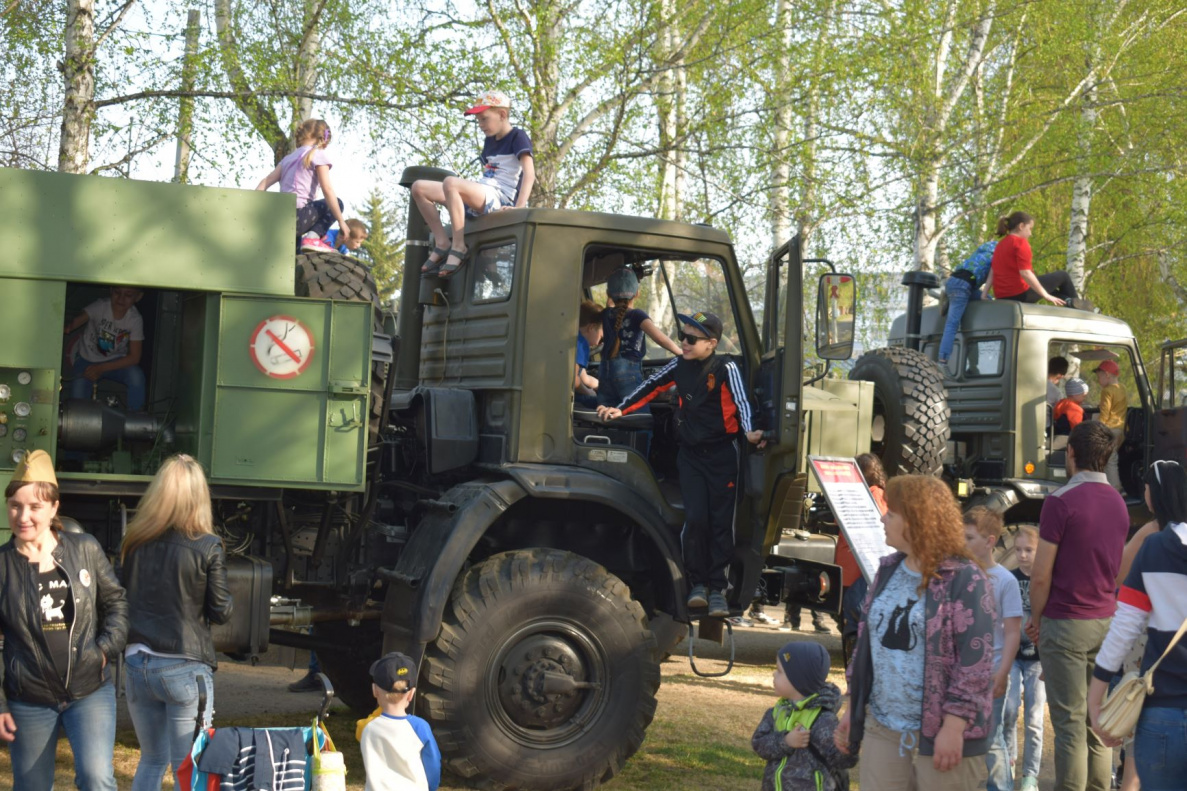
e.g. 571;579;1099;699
498;634;587;729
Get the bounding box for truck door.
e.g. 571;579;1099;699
755;237;856;552
1153;339;1187;464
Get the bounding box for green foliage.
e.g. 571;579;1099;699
358;188;402;303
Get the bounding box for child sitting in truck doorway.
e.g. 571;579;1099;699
598;311;764;617
1094;359;1127;492
410;90;535;279
64;286;147;411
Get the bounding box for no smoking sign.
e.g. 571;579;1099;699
250;316;315;379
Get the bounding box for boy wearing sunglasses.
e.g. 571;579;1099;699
598;311;765;618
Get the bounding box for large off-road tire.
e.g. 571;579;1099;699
849;347;950;477
294;252;387;444
421;549;660;791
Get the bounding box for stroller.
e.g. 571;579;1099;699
175;673;344;791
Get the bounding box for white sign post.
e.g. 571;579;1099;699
808;456;893;584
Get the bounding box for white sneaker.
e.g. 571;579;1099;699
751;612;781;626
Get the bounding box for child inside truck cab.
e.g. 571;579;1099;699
597;266;682;409
64;286;147;411
575;300;602;408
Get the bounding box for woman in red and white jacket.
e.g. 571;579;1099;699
1088;459;1187;791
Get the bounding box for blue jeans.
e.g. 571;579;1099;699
124;653;214;791
8;681;118;791
986;687;1014;791
1134;706;1187;790
939;276;979;362
70;355;146;411
597;356;651;456
1003;658;1045;782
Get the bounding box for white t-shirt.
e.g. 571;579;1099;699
75;299;144;364
987;563;1024;672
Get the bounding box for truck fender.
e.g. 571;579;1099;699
380;470;687;660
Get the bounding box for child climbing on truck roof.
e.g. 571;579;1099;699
255;118;352;253
410;90;535;279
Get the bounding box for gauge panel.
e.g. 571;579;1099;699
0;368;57;471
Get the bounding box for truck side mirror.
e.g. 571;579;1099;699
816;273;856;360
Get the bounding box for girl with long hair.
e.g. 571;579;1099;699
120;454;233;791
596;266;681;410
255;118;351;253
836;475;995;791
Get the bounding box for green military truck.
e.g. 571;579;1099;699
849;271;1187;551
0;165;872;790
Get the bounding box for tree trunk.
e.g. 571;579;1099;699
656;0;686;222
1067;42;1101;293
768;0;793;250
173;9;201;183
294;0;322;127
215;0;288;164
58;0;95;173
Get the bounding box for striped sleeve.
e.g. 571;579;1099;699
723;361;753;433
617;358;677;414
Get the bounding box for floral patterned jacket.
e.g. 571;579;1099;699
844;552;994;757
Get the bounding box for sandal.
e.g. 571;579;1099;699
421;245;451;274
438;247;469;279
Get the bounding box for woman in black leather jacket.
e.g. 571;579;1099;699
118;454;233;791
0;450;128;791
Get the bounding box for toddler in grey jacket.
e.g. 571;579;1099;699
752;641;855;791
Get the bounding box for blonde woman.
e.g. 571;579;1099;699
118;455;233;791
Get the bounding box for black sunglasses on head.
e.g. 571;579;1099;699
679;332;710;344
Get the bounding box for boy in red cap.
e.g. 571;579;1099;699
359;652;441;791
1094;359;1127;491
598;311;764;618
409;90;535;278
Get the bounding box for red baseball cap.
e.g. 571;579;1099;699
464;90;511;116
1094;360;1120;376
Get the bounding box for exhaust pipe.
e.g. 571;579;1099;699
395;166;455;391
901;271;941;351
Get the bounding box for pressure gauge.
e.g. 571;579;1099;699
0;424;7;437
13;402;30;418
11;428;25;442
16;372;31;385
0;384;9;400
11;449;24;464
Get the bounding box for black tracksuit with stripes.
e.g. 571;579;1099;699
618;354;755;592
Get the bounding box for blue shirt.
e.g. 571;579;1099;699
324;228;353;256
601;307;651;361
955;240;997;286
576;334;590;371
478;127;533;205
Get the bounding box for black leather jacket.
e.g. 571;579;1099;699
118;531;233;668
0;531;129;713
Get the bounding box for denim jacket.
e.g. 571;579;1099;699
845;552;994;757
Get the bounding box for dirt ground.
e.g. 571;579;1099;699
0;616;1087;790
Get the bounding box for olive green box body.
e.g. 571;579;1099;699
0;167;370;546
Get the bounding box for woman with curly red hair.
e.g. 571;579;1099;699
835;475;995;790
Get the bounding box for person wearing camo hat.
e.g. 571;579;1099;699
0;450;128;791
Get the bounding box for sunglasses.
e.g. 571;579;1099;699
1151;459;1180;485
679;332;711;344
